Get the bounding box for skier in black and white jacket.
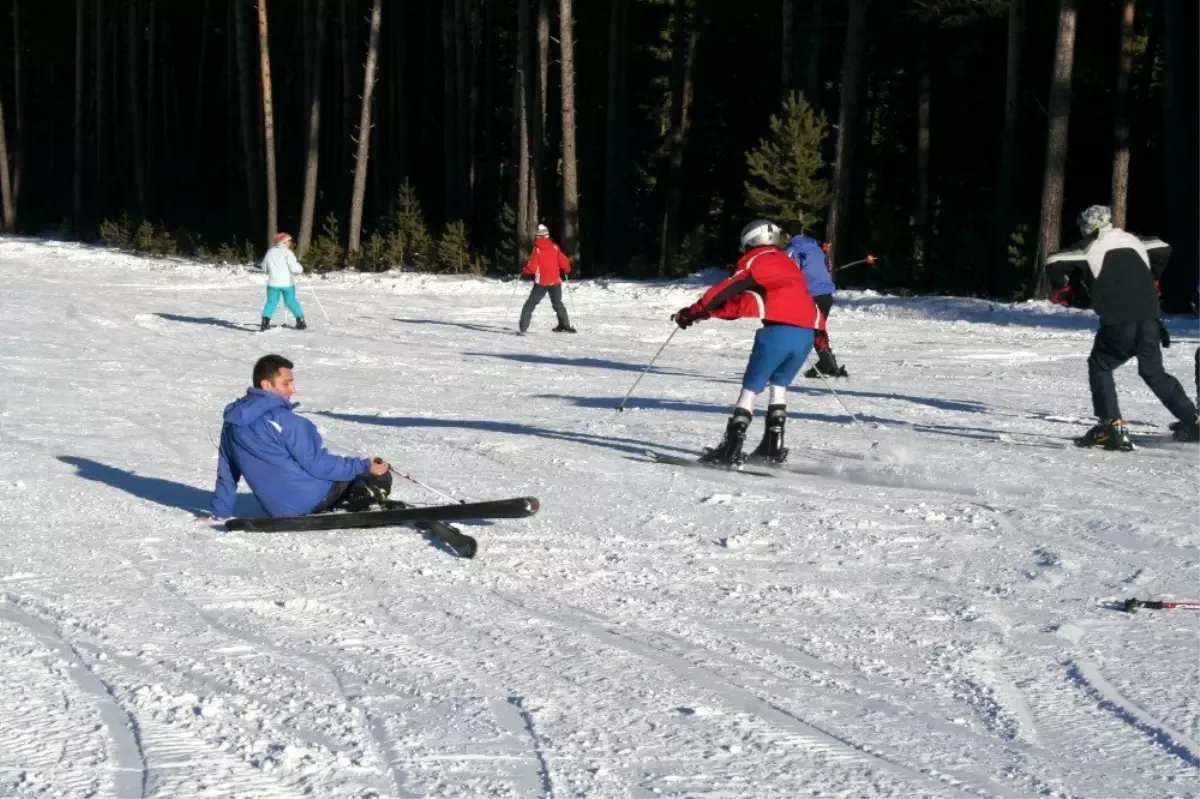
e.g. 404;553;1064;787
1046;205;1198;449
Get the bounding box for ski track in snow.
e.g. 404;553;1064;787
0;238;1198;798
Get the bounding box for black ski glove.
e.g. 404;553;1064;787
673;307;701;329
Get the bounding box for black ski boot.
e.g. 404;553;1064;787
335;472;394;512
260;317;271;332
699;408;752;465
746;404;788;464
1169;416;1200;442
1074;419;1133;451
295;317;308;330
553;324;578;333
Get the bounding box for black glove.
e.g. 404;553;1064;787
1159;319;1171;349
673;307;700;329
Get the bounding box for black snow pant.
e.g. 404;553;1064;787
311;471;393;514
519;283;570;332
1087;320;1197;423
1194;346;1199;401
812;294;842;374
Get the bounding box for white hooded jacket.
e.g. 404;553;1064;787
261;244;304;288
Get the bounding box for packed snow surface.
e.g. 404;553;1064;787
0;238;1197;798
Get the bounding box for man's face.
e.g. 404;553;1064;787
260;367;296;400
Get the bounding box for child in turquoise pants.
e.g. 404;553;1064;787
260;232;307;331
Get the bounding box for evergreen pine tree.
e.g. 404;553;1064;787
744;92;831;230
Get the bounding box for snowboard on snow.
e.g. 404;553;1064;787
223;496;541;558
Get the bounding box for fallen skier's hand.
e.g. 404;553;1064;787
368;457;391;475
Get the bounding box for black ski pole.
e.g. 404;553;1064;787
616;328;680;412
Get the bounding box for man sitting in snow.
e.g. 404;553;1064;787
209;354;392;520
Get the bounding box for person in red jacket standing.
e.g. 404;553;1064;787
672;219;820;465
518;224;577;334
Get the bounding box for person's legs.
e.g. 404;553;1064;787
704;327;795;464
519;285;549;332
548;284;573;330
1078;324;1136;449
282;286;306;320
1132;319;1198;422
262;287;283;320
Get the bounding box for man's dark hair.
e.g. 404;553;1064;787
785;220;807;238
253;354;294;387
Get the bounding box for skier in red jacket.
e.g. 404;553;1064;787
518;224;576;334
672;219;820;465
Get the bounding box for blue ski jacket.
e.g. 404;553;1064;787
785;234;836;297
211;389;370;518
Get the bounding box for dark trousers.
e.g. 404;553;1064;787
311;472;393;514
1087;320;1196;422
519;283;570;331
1194;347;1199;400
812;294;840;373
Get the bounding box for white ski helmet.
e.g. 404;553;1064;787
535;223;550;238
739;219;782;251
1077;205;1112;237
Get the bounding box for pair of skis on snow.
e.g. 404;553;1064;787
223;496;540;559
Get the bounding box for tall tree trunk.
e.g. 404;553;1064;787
348;0;383;254
298;0;326;256
1160;0;1199;310
913;31;931;273
559;0;580;259
781;0;794;103
480;0;497;256
94;0;107;221
339;0;352;214
11;0;23;213
1034;0;1077;299
193;0;212;165
257;0;279;247
603;0;630;269
74;0;85;234
393;0;409;185
234;0;260;234
659;0;702;275
1110;0;1135;228
515;0;535;261
537;0;549;220
226;0;237;217
994;0;1024;298
128;0;150;217
804;0;824;104
0;95;13;232
459;0;475;223
146;0;157;209
442;0;459;222
826;0;869;268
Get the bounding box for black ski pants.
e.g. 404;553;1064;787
519;283;570;331
1087;319;1196;422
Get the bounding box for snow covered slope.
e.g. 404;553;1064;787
0;237;1197;798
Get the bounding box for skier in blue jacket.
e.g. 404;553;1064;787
209;354;392;520
785;223;848;378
